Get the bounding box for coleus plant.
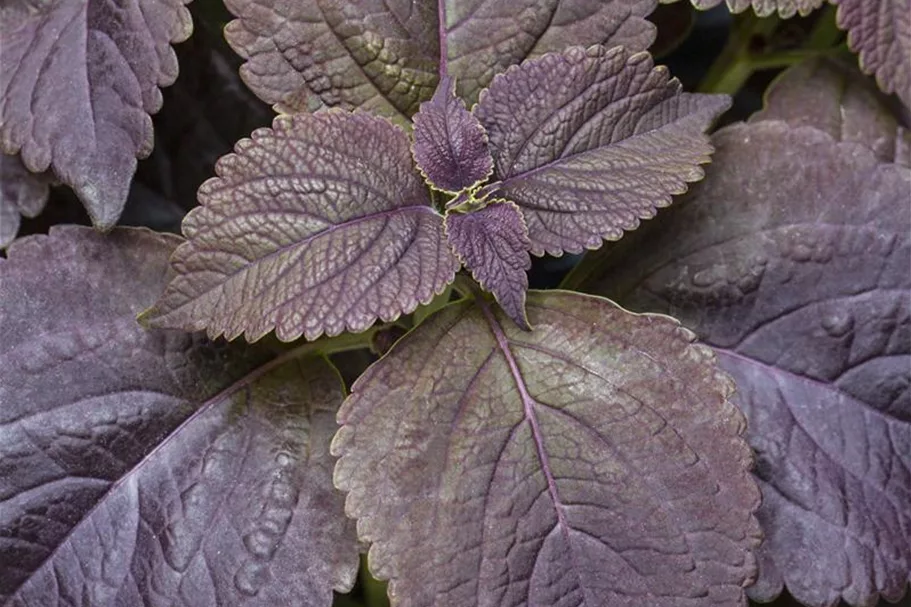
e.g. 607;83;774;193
1;3;909;607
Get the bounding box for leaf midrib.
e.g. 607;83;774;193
475;296;588;603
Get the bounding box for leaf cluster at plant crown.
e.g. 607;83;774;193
141;44;730;338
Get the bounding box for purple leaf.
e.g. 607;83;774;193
475;45;730;257
833;0;911;108
444;0;658;104
685;0;823;18
0;226;358;606
333;291;761;607
222;0;440;120
444;201;532;329
412;76;493;193
221;0;657;121
579;122;911;607
0;0;192;228
751;57;911;165
1;153;52;249
141;112;459;342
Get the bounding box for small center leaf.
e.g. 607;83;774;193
412;76;494;193
444;200;532;329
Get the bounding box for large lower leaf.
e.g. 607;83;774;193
474;45;729;256
333;291;761;607
0;153;52;249
0;226;358;606
142;111;459;342
221;0;657;120
752;57;911;166
833;0;911;108
579;122;911;607
0;0;192;228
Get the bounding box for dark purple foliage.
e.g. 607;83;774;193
833;0;911;108
412;76;493;193
0;227;359;606
0;153;52;249
220;0;658;119
141;112;459;342
474;46;730;256
579;121;911;607
445;201;532;329
0;0;192;228
334;291;760;606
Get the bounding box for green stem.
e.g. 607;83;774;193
360;555;390;607
807;4;843;50
698;12;778;95
452;273;479;299
747;48;835;70
413;285;455;326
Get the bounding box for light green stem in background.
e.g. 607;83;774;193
361;555;390;607
699;12;779;95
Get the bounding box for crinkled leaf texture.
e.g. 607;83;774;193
333;291;761;607
445;201;532;329
579;122;911;607
221;0;658;119
143;111;460;342
685;0;823;18
474;45;730;257
412;76;493;193
0;226;359;606
0;153;51;249
833;0;911;108
752;57;911;166
0;0;192;228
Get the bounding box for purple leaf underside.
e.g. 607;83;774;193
412;76;493;193
686;0;823;18
444;201;532;329
0;0;192;228
834;0;911;108
0;153;52;249
475;45;730;257
580;121;911;607
0;226;359;607
221;0;658;120
752;57;911;166
142;111;459;342
333;291;760;607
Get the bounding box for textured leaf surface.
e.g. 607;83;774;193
834;0;911;107
412;76;493;193
475;45;730;256
222;0;657;120
222;0;439;119
0;0;192;228
752;57;911;165
333;291;760;607
444;0;658;104
143;112;459;342
0;153;51;249
579;122;911;607
445;201;531;329
685;0;823;18
0;226;358;607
